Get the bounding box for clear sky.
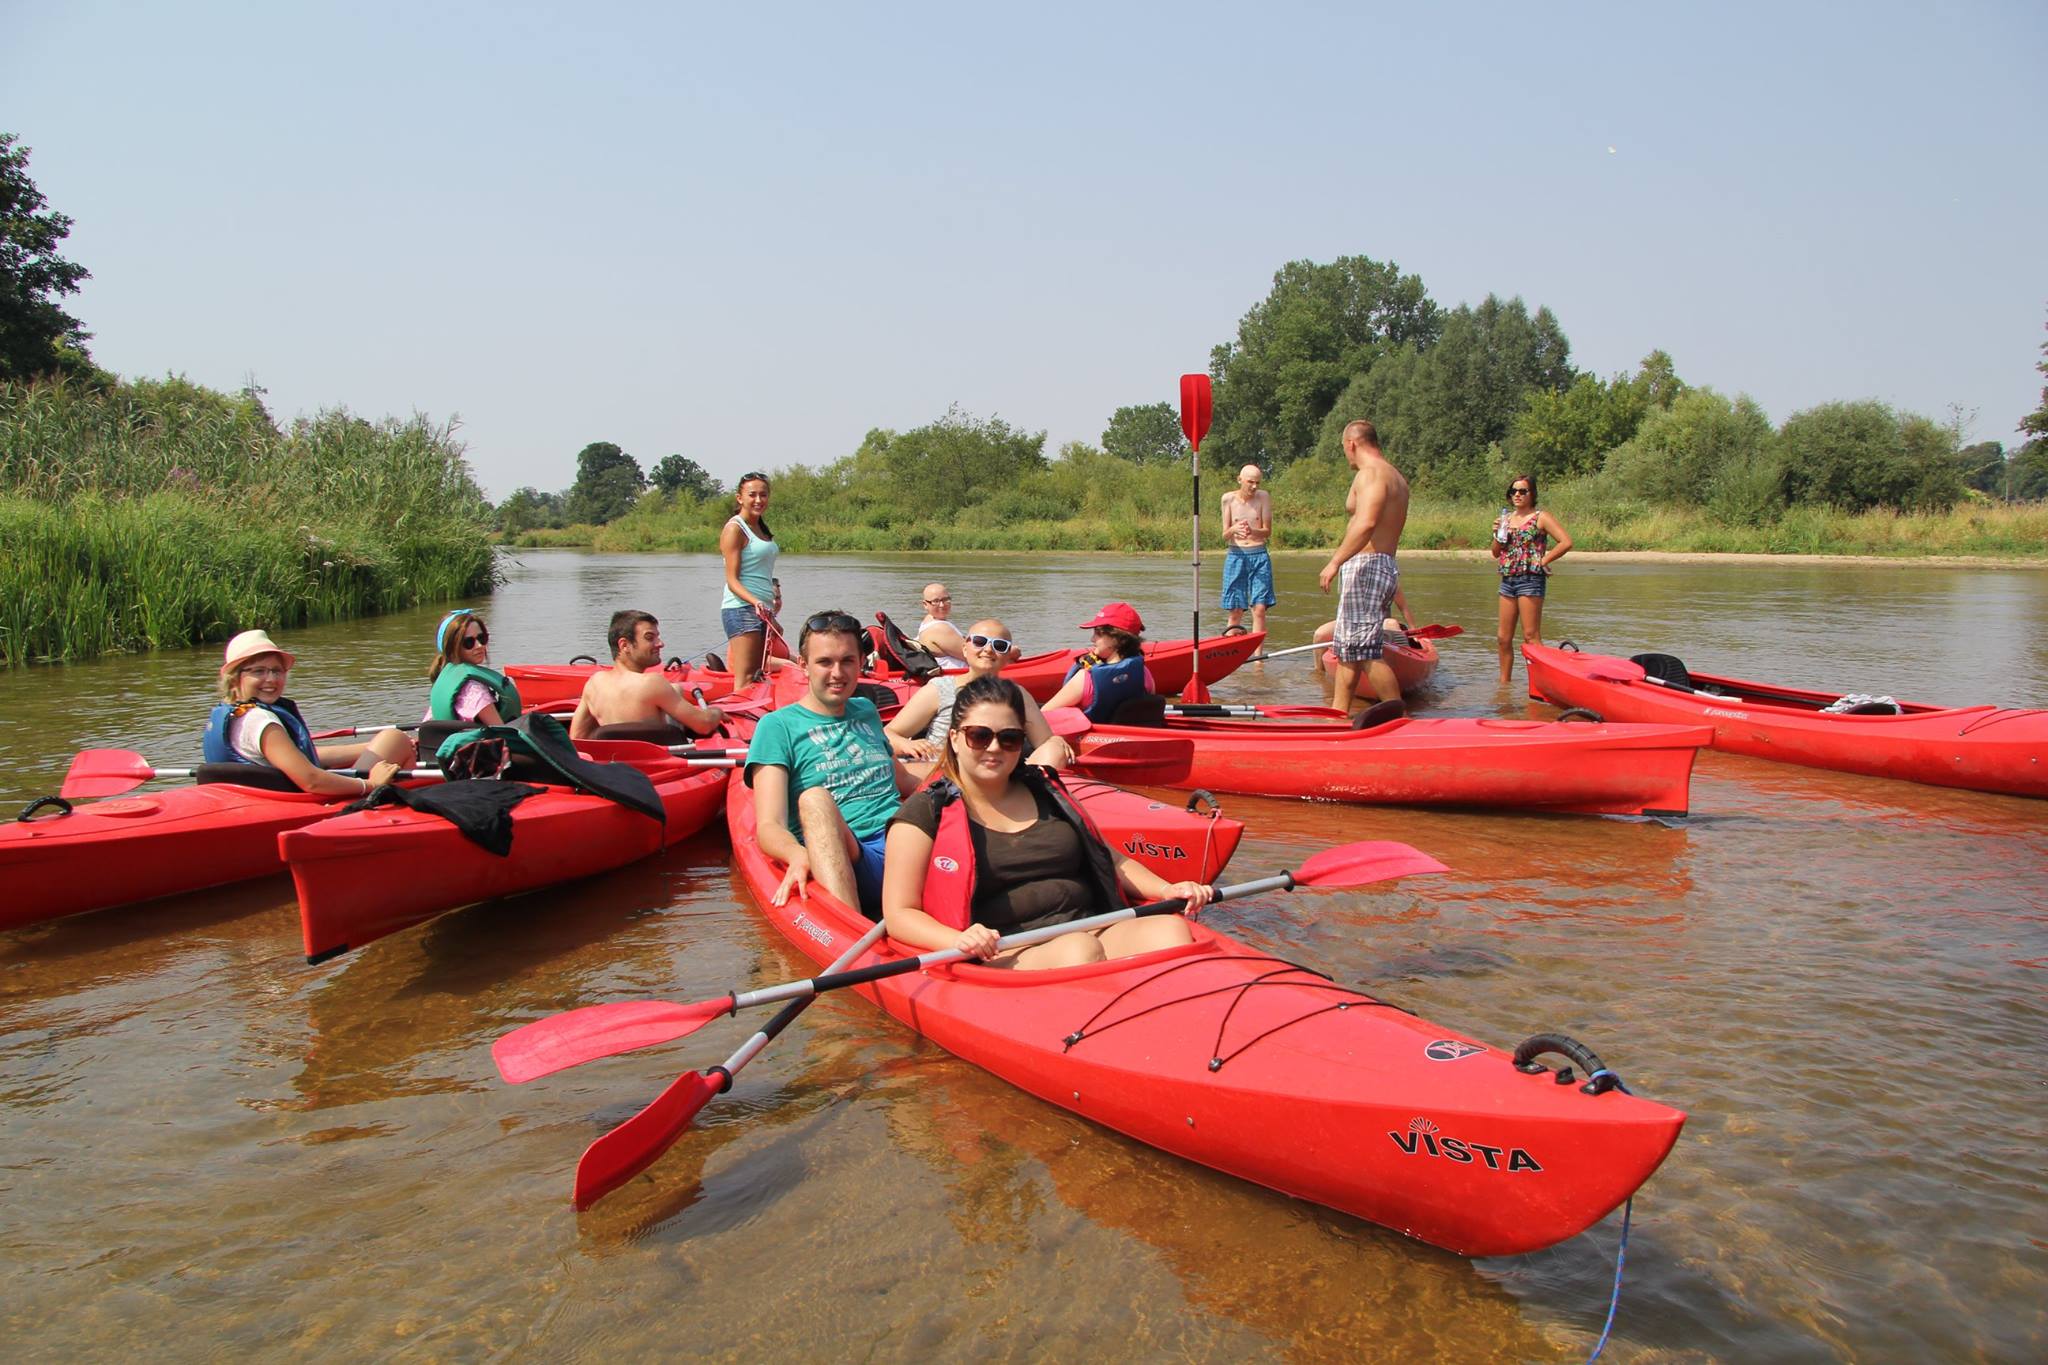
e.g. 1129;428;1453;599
7;1;2044;499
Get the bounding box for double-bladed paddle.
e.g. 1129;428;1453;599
569;919;891;1209
492;838;1447;1087
58;749;446;800
1244;623;1465;664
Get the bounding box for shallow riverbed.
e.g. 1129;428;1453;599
2;549;2044;1360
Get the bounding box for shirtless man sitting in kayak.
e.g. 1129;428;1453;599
568;609;726;739
914;582;969;669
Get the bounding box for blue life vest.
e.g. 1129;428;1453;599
203;697;320;766
1064;654;1150;724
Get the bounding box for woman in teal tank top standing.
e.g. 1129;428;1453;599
719;471;780;683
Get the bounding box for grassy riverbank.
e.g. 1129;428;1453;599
505;478;2048;559
0;376;497;665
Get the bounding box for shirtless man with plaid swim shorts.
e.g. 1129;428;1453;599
1317;420;1411;712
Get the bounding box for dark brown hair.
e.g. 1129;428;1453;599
940;675;1029;786
607;609;658;659
1507;473;1539;504
735;471;774;540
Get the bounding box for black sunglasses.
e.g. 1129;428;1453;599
957;725;1028;752
1509;486;1532;496
965;633;1014;654
461;630;488;647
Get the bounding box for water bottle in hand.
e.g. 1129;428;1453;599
1494;507;1512;544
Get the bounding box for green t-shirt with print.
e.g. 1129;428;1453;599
744;696;899;841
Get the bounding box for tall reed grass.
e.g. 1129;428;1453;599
0;375;497;666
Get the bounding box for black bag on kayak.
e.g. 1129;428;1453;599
433;712;666;825
871;612;945;681
344;781;548;856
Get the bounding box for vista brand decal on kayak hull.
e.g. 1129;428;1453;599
1390;1117;1543;1172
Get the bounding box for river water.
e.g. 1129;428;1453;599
2;549;2043;1362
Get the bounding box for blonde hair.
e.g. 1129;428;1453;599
217;654;286;702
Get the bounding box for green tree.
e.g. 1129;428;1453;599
1603;388;1781;517
1778;401;1963;512
1101;402;1188;465
1506;352;1688;480
1207;255;1440;471
1314;295;1573;495
2015;315;2048;498
1952;441;2007;496
564;441;644;523
0;133;93;380
650;452;718;500
868;406;1048;518
496;486;567;534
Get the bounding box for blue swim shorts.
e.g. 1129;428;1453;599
1499;573;1547;600
851;829;889;920
720;604;766;640
1221;547;1276;610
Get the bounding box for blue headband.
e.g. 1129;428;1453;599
436;611;471;649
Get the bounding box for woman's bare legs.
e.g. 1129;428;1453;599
1496;594;1519;683
725;629;764;684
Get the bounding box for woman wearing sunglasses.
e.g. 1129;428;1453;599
883;618;1074;774
424;610;521;725
1491;474;1573;684
881;676;1213;969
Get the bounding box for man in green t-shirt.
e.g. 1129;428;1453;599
747;610;916;917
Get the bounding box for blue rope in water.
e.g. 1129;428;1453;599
1583;1195;1633;1362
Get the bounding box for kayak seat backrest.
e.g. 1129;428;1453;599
1350;698;1407;731
1629;653;1695;690
873;613;945;681
196;762;303;792
587;720;689;743
1110;694;1169;728
1838;700;1902;716
417;721;465;758
854;682;903;713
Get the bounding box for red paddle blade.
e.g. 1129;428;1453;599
60;749;157;799
493;997;733;1084
1043;707;1091;738
1072;738;1195;786
1179;674;1211;704
1293;840;1448;889
571;1069;722;1210
1410;623;1465;641
1179;373;1214;450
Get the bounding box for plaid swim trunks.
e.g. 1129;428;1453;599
1333;553;1399;663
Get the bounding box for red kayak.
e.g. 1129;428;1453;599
505;660;739;710
1525;641;2048;800
725;775;1683;1256
1321;634;1440;695
283;751;731;963
1068;712;1711;816
868;632;1268;703
1;782;369;933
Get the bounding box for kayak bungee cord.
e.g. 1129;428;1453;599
1058;955;1418;1073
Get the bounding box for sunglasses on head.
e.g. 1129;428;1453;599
957;725;1028;752
804;611;862;634
965;633;1014;654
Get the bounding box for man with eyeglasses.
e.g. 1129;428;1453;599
747;610;918;917
1318;419;1411;712
1221;464;1275;636
914;583;969;669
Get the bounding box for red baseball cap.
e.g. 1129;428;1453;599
1079;602;1144;634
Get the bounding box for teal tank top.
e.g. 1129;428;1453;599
721;516;779;610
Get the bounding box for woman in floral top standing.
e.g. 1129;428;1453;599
1492;474;1573;684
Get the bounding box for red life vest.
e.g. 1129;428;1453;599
920;767;1125;930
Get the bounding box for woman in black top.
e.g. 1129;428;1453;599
882;676;1212;968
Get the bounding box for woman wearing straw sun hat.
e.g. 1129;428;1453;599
201;629;415;798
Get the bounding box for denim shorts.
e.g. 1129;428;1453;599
720;604;765;639
1499;573;1547;600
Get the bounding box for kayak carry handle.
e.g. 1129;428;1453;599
1557;640;1581;652
17;794;73;822
568;654;599;664
1184;789;1220;817
1556;707;1605;724
1512;1032;1628;1095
